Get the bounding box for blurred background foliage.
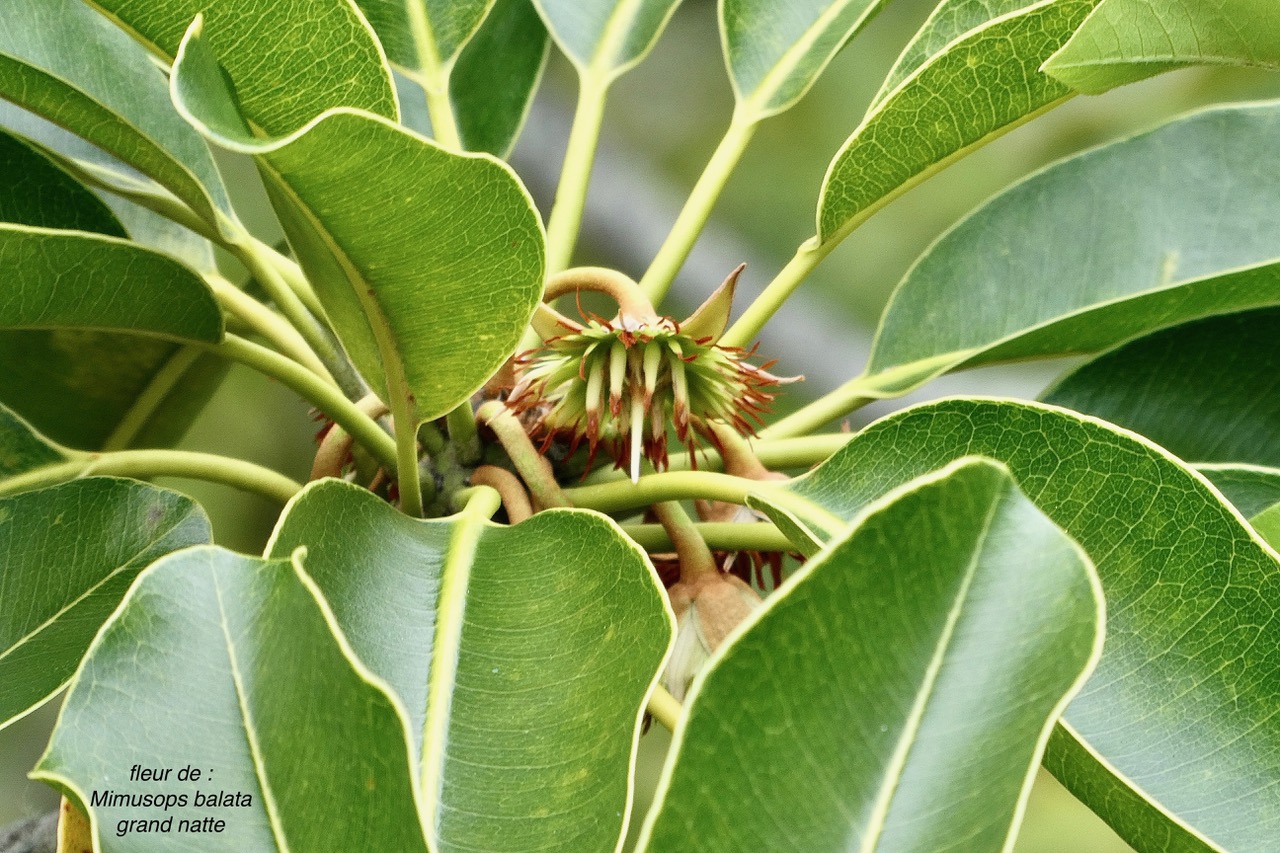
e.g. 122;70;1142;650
5;0;1280;848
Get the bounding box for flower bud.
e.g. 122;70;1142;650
662;573;762;702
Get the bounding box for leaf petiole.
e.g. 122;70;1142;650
207;335;398;473
205;273;334;383
544;77;609;274
564;470;758;514
639;107;758;305
760;385;877;440
621;521;793;553
0;448;302;504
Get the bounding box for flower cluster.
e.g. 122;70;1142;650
508;268;793;480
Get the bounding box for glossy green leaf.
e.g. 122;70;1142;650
0;126;223;450
0;226;221;343
173;19;544;421
1044;0;1280;94
267;479;672;852
450;0;550;156
721;0;885;119
0;0;234;230
358;0;495;73
0;129;124;235
0;479;210;732
533;0;683;81
640;458;1102;852
750;397;1280;850
85;0;397;132
818;0;1097;246
872;0;1040;106
0;403;69;480
856;102;1280;398
34;546;429;852
1248;500;1280;550
1044;308;1280;468
0;333;224;452
1197;464;1280;519
0;105;220;278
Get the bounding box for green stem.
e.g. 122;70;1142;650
49;152;225;243
545;267;657;320
639;109;758;305
760;387;876;440
448;484;504;518
206;274;334;383
423;79;463;150
405;0;463;151
646;685;682;732
720;237;835;349
210;335;398;473
622;521;793;553
564;471;759;515
392;397;424;518
545;77;610;274
581;434;851;484
478;401;570;509
248;236;326;318
720;96;1078;350
0;450;302;504
234;237;367;400
446;401;481;465
468;466;533;523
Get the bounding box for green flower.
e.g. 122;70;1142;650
509;266;797;481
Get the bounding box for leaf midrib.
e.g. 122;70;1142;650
419;503;491;839
859;487;1002;851
735;0;884;118
0;50;223;225
212;564;290;853
588;0;650;79
256;159;418;431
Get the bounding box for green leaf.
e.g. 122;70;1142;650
871;0;1041;106
720;0;886;119
266;479;672;852
0;403;70;480
533;0;683;81
818;0;1097;246
0;226;222;343
0;104;219;275
0;479;210;731
0;331;227;451
1248;500;1280;550
450;0;550;156
0;126;223;450
34;546;429;852
1044;0;1280;94
0;0;235;230
1197;464;1280;519
639;458;1102;852
173;19;544;422
85;0;397;133
357;0;495;73
750;397;1280;850
1043;308;1280;469
0;128;124;235
856;102;1280;398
